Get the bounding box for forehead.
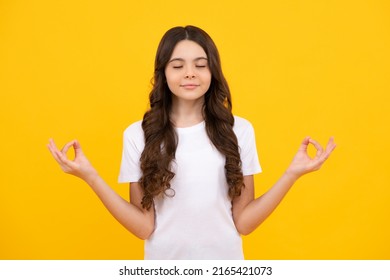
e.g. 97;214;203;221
170;40;207;60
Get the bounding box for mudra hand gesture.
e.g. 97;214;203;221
286;136;336;179
47;136;336;183
47;139;99;184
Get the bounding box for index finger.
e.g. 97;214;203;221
308;138;324;159
60;140;77;155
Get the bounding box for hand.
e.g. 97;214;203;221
285;136;336;179
47;139;99;184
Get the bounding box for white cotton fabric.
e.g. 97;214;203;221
118;116;261;260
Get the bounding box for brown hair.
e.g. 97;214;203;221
139;25;244;210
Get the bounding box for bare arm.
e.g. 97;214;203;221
233;136;336;235
47;139;154;240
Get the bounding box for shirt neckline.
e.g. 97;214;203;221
174;120;205;134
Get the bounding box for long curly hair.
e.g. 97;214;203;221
139;25;244;210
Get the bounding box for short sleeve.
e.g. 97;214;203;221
233;116;262;176
118;121;145;183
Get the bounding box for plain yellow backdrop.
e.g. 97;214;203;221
1;0;389;259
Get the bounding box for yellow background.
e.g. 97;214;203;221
1;0;389;259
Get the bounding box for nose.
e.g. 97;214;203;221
184;67;195;79
185;73;195;79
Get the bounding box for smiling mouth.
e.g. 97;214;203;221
180;84;199;89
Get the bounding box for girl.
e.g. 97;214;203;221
47;25;336;260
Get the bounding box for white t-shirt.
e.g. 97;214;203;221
118;116;261;259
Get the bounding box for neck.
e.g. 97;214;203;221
170;97;205;128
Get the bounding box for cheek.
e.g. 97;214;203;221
165;80;175;93
203;72;212;87
164;71;177;88
165;80;181;96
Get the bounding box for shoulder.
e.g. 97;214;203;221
234;115;253;127
124;120;143;134
233;115;257;142
123;120;144;142
233;115;255;133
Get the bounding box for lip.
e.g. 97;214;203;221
180;84;199;89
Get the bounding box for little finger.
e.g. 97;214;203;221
321;137;337;161
47;140;63;164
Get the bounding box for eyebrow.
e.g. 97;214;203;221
168;57;208;63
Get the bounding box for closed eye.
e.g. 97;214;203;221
173;66;183;69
